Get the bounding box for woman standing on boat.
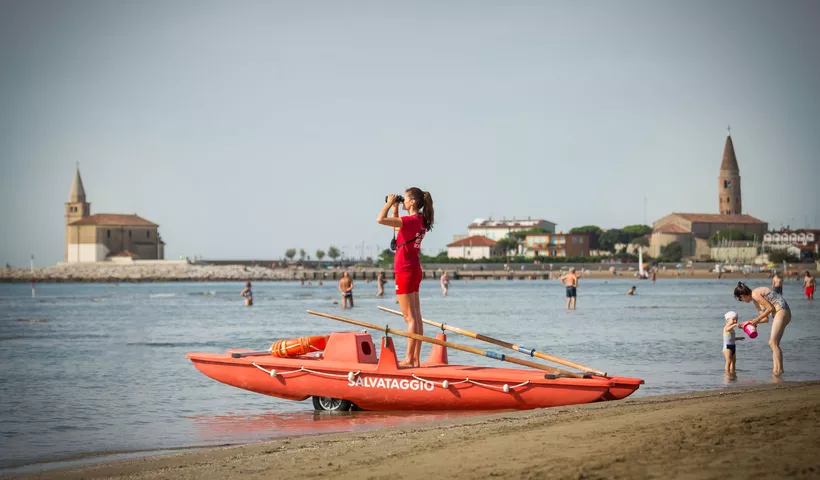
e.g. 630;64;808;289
377;188;434;367
734;282;791;376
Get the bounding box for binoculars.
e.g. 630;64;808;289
385;195;404;204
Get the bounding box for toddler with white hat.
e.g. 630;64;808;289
723;311;745;374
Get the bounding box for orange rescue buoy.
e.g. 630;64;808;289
270;335;329;358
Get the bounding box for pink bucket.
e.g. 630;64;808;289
743;323;758;339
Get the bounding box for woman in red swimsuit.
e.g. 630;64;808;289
377;187;434;367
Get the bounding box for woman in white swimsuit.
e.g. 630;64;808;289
734;282;791;376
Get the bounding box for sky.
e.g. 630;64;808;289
1;0;819;266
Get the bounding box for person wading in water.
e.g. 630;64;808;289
734;282;792;376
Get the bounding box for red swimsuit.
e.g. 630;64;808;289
394;214;425;295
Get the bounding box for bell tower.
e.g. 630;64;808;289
718;131;742;215
65;166;90;222
65;166;91;261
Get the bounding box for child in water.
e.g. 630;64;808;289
723;311;745;374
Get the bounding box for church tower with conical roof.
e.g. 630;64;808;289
65;167;91;261
718;135;742;215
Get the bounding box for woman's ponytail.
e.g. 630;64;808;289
406;187;435;231
422;191;434;231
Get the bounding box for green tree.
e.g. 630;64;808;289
632;236;650;248
315;249;325;262
285;248;296;261
299;248;306;260
378;248;395;265
494;238;519;257
327;246;340;262
598;229;622;252
661;241;683;262
708;229;755;244
569;225;602;234
622;225;652;238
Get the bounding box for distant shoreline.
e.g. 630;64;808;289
1;263;811;283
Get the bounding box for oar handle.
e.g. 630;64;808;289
307;310;581;377
377;306;607;377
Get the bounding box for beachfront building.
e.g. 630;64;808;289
524;233;591;258
649;134;768;260
447;236;496;260
467;217;556;241
65;168;165;263
763;229;819;259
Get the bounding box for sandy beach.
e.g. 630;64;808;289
13;381;819;480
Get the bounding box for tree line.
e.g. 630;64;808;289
284;246;341;263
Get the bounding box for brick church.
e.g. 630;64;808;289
649;134;768;259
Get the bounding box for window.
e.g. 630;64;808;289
724;180;731;188
579;237;584;244
128;230;132;239
727;197;730;203
146;231;150;239
106;230;110;238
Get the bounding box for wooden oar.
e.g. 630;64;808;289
377;306;607;377
306;310;583;378
231;350;271;358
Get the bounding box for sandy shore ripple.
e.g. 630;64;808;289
12;381;819;479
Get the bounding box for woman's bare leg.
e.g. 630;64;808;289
411;292;423;366
397;293;418;367
769;310;791;375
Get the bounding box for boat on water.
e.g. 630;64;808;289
187;330;643;412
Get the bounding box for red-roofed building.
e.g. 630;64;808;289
65;168;165;263
447;236;496;260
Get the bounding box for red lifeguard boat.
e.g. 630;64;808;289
186;332;643;411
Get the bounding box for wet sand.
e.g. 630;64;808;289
13;381;819;479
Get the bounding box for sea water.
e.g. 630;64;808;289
1;278;818;471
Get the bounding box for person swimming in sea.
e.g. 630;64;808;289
240;281;253;306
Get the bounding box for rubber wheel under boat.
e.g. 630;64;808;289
312;396;353;411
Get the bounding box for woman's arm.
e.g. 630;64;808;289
747;292;774;325
377;195;403;228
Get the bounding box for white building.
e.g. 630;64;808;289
711;243;759;263
467;218;556;241
447;236;496;260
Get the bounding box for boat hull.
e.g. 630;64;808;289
187;333;642;411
